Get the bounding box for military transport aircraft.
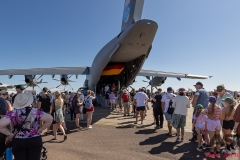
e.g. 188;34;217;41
0;0;211;92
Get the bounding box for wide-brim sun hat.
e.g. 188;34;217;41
13;93;33;109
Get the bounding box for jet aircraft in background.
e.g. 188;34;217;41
0;83;15;90
0;0;211;93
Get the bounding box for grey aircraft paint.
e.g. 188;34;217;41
88;0;158;91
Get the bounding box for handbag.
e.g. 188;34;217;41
82;107;87;114
6;107;33;148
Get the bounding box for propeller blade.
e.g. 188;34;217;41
142;80;149;83
68;75;73;78
146;76;150;80
36;85;42;90
68;80;75;82
68;83;74;91
177;77;181;81
53;79;60;81
37;75;43;80
25;86;29;89
56;84;61;88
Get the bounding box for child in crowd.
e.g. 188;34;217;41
109;91;115;109
193;104;209;152
202;96;222;159
220;97;237;154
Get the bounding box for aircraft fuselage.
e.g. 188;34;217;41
87;19;158;91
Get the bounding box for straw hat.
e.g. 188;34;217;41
13;93;33;109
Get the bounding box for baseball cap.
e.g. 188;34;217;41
77;91;82;95
222;97;235;104
193;82;203;87
208;96;216;102
196;104;204;110
15;85;25;90
216;85;225;92
167;87;173;91
43;87;48;92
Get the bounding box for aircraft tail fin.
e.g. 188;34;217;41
121;0;144;31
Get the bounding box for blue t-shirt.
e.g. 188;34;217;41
195;88;209;109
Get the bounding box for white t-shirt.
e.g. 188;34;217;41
161;93;176;113
78;94;85;102
172;96;190;116
134;92;149;107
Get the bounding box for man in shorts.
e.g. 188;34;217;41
134;88;149;124
161;87;176;136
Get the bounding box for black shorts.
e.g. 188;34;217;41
0;135;6;157
222;120;235;130
136;106;146;111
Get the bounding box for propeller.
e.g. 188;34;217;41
53;79;60;81
142;76;154;93
56;84;61;88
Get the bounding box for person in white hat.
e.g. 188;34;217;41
0;93;53;160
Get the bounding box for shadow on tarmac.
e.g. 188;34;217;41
139;132;228;160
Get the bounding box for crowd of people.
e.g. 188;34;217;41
101;82;240;159
0;85;96;160
0;82;239;159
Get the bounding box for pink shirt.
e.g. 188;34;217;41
207;105;222;120
109;93;115;101
193;113;207;129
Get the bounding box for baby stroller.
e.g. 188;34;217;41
4;146;48;160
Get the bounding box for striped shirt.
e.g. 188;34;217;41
206;105;222;120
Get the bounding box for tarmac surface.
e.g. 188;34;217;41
42;104;239;160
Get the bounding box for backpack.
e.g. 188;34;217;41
167;94;174;114
85;96;92;109
123;93;129;102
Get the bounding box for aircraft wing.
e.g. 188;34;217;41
0;67;90;76
138;69;211;79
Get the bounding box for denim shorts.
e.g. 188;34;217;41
164;112;173;121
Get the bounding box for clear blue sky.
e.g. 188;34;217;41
0;0;240;93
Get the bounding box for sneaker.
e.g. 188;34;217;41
196;146;203;152
88;125;92;129
222;148;232;155
205;152;215;158
231;148;237;154
202;143;210;149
